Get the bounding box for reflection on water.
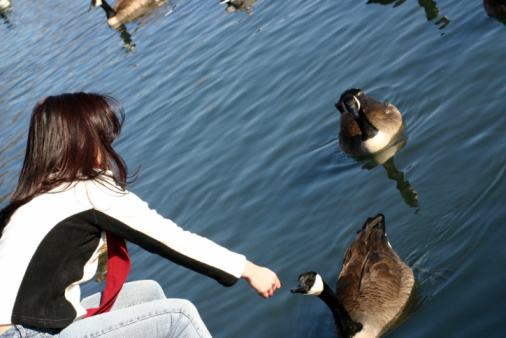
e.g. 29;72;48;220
367;0;450;30
116;24;136;53
220;0;259;14
414;266;454;286
2;0;506;336
361;135;420;210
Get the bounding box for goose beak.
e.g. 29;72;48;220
290;279;308;293
342;94;361;119
335;100;346;114
89;0;100;11
348;105;360;119
290;284;304;293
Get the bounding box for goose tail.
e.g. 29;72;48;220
361;213;386;235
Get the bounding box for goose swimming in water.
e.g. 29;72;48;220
89;0;161;28
336;89;403;156
220;0;258;13
483;0;506;17
291;214;414;338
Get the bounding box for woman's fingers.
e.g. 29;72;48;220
242;260;281;299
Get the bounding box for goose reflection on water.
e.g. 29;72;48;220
367;0;450;30
360;132;420;210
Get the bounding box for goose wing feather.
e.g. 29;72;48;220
360;97;402;136
336;230;368;310
337;227;414;333
113;0;138;12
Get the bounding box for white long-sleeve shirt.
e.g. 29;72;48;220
0;174;246;329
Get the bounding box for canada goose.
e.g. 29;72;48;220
335;89;403;156
483;0;506;17
291;214;414;338
89;0;160;28
220;0;258;13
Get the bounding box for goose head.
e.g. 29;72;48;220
290;271;324;296
336;89;380;144
335;88;364;115
291;271;364;337
89;0;102;11
340;94;362;120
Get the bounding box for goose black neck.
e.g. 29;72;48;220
319;282;362;338
355;109;378;142
100;0;117;19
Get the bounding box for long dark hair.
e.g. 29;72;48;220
0;92;135;234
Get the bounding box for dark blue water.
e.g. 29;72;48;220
1;0;506;337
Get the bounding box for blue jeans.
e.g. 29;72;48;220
1;280;212;338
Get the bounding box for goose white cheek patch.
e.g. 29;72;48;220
307;274;324;296
353;96;361;110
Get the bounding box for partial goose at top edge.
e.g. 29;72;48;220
89;0;166;29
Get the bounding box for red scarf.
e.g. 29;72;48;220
85;232;131;317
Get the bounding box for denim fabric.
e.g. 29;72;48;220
0;325;59;338
1;280;211;338
80;280;168;310
60;298;210;338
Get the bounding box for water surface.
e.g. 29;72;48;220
1;0;505;337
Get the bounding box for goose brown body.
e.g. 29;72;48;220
337;215;414;337
292;214;414;337
90;0;163;28
336;89;403;156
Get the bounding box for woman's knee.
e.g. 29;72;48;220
165;299;211;337
169;298;199;315
128;280;166;300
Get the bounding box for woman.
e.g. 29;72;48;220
0;93;281;337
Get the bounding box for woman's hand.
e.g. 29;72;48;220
241;260;281;299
